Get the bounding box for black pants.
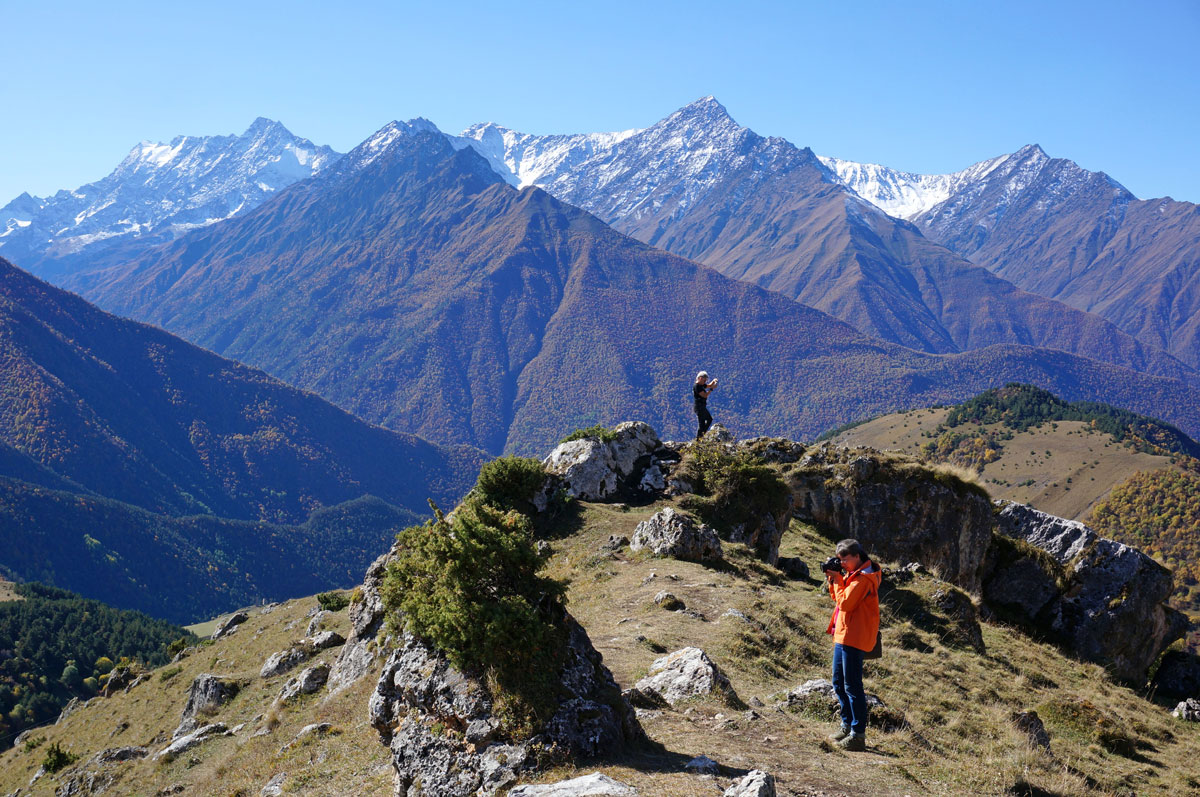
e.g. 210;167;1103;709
695;406;713;439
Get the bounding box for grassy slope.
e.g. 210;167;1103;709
830;408;1172;521
7;503;1199;796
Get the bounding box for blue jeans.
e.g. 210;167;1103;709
832;643;868;734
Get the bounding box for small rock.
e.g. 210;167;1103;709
260;647;308;679
280;722;332;751
634;647;736;705
604;535;630;551
684;754;720;775
212;611;249;639
305;610;329;637
261;772;287;796
622;687;668;710
279;662;330;703
654;591;685;611
154;723;228;762
536;541;553;557
176;674;239;738
1012;711;1051;751
724;769;776;797
91;746;148;765
631;508;723;564
1172;698;1200;721
508;772;639;795
776;557;810;580
308;630;345;650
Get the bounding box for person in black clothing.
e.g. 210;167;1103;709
693;371;718;439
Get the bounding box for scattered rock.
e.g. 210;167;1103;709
56;697;88;724
774;679;897;729
684;754;720;774
508;772;639;796
309;630;345;650
175;674;240;738
630;508;723;564
1172;698;1200;721
260;647;309;679
603;535;630;551
638;463;666;493
724;770;776;797
776;557;810;580
622;687;669;710
212;611;249;639
736;437;806;464
261;772;287;796
154;723;229;762
544;439;619;500
280;723;332;751
305;610;329;637
1012;711;1051;751
654;591;685;611
54;747;150;796
705;424;734;443
279;662;330;703
536;541;553;557
634;647;736;706
101;666;142;697
931;588;986;653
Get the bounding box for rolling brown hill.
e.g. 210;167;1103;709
910;145;1200;369
64;121;1200;455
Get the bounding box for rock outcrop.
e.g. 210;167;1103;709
154;723;229;762
633;647;736;706
543;422;662;500
989;502;1187;681
260;631;344;679
370;617;643;796
175;674;239;738
788;445;994;593
327;547;393;695
279;662;330;703
212;611;249;639
630;508;723;564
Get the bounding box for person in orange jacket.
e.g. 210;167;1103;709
823;538;881;751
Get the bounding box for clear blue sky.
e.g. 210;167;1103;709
3;0;1197;204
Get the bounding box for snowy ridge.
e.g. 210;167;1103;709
818;153;1009;219
0;118;340;265
821;144;1135;222
457;123;640;188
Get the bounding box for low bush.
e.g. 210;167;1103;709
679;439;790;538
316;591;350;612
471;456;548;515
380;502;568;738
41;741;78;773
560;424;617;444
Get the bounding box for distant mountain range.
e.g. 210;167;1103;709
52;120;1200;455
457;98;1199;385
0;118;339;280
0;256;481;619
824;143;1200;370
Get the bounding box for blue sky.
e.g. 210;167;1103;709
2;0;1197;203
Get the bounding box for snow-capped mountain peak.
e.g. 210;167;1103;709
0;119;341;271
457;121;640;189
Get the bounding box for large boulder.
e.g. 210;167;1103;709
543;422;662;501
370;616;643;796
630;508;723;564
789;445;994;593
633;647;736;705
993;502;1187;681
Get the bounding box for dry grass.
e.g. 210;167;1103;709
832;411;1173;520
6;498;1199;795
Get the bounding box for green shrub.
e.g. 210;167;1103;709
471;456;548;515
380;502;568;737
316;591;351;612
679;439;790;540
41;741;78;773
560;424;617;444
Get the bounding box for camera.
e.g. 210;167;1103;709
821;556;842;574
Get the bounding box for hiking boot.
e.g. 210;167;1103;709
827;724;851;742
838;732;866;751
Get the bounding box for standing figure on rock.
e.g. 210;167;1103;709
822;538;881;752
693;371;718;439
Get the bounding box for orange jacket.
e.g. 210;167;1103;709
826;561;881;652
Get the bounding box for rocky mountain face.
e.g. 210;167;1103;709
459;98;1197;385
0;118;339;280
831;144;1200;371
64;121;1200;452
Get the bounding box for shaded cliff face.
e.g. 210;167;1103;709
785;444;995;594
